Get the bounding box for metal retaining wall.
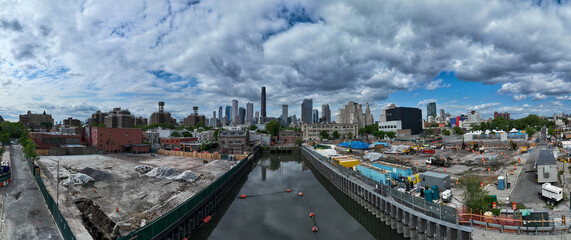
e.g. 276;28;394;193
301;147;473;240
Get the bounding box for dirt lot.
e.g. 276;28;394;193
37;153;237;239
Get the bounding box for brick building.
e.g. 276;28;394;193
160;137;198;150
182;106;206;127
494;112;511;121
104;108;135;128
30;132;82;149
89;127;148;154
150;101;177;125
271;130;302;146
19;110;54;130
218;130;250;154
63;117;81;127
301;123;358;141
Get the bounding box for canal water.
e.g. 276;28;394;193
193;152;406;240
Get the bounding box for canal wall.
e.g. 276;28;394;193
301;146;473;240
118;146;261;240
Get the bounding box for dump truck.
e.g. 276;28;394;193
539;183;563;206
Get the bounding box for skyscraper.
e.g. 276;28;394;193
239;107;245;124
225;106;231;125
255;111;259;124
321;104;331;123
301;98;313;124
282;105;288;124
336;101;374;128
261;86;266;123
439;109;445;117
218;106;222;122
312;109;319;123
232;99;239;125
427;102;436;120
246;102;254;125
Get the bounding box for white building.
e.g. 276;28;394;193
301;123;358;141
378;121;402;132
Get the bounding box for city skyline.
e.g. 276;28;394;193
2;1;571;122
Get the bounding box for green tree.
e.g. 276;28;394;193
249;125;258;131
425;129;434;135
182;131;192;138
23;141;37;160
319;130;329;139
548;126;555;136
97;124;106;128
453;126;464;135
332;131;340;140
430;123;439;128
442;129;450;136
0;133;10;146
214;129;222;140
360;124;378;134
171;131;181;137
461;174;490;211
373;130;385;139
525;126;536;137
386;131;395;139
346;132;353;139
266;120;280;136
295;138;303;146
492;117;508;131
0;121;28;139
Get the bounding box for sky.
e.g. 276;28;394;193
1;0;571;123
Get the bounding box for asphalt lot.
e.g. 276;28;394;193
0;146;62;240
509;144;544;203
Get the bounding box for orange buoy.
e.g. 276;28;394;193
309;212;315;218
203;215;212;224
240;194;247;199
299;192;304;197
286;189;291;193
312;226;318;232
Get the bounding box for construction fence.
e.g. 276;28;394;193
458;208;571;234
25;155;76;240
157;149;248;161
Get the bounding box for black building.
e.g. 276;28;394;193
261;86;266;122
386;107;422;135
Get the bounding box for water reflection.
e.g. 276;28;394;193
196;152;408;240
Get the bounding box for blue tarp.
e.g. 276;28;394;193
374;142;390;147
338;141;370;149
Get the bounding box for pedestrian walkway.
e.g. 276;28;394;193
485;150;531;204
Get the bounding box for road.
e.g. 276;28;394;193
510;127;549;204
0;145;62;240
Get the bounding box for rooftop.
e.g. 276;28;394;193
537;150;556;166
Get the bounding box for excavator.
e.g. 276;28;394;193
509;140;518;151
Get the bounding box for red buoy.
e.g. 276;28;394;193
240;194;247;199
298;192;303;197
312;226;318;232
309;212;315;218
203;215;212;224
286;189;291;193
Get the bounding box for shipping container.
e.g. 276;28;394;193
357;165;391;185
339;159;360;168
419;171;450;190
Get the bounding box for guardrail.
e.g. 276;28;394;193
24;155;76;240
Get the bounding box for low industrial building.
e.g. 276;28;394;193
89;127;145;154
161;137;199;150
537;150;557;183
218;130;250;154
419;171;451;190
301;123;358;141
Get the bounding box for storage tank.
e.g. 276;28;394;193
497;176;505;190
431;185;439;200
424;189;433;202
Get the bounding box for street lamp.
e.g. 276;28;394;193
44;157;60;209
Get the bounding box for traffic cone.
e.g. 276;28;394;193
116;206;119;212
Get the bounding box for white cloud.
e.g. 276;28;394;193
469;102;500;111
2;1;571;121
417;99;437;107
425;79;451;90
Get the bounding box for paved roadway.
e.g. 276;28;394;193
510;127;549;204
0;145;62;240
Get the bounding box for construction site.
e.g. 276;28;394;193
35;153;238;240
